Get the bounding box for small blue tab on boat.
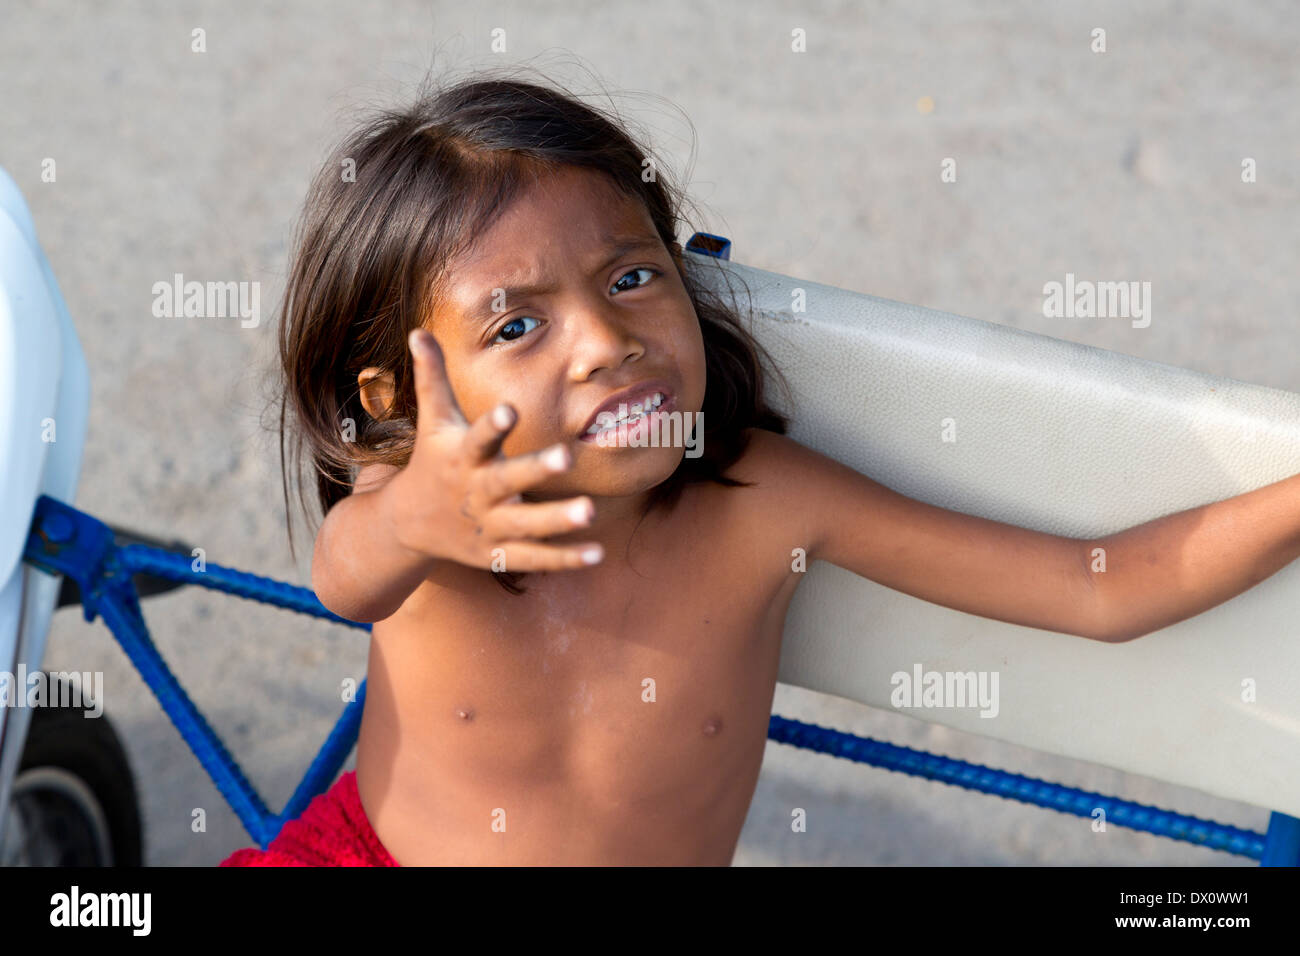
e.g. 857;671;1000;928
41;511;76;544
684;231;731;260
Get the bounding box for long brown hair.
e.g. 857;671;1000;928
276;66;791;595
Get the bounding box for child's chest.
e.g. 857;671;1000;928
357;458;815;862
367;477;803;801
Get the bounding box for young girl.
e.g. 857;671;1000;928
222;71;1300;866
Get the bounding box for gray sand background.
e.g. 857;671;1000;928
3;0;1296;865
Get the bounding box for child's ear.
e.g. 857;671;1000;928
358;367;396;420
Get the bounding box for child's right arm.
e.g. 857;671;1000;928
311;463;440;624
310;329;605;624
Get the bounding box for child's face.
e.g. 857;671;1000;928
422;165;706;504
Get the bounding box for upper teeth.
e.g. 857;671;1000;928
588;392;664;433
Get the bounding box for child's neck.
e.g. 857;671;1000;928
543;487;659;572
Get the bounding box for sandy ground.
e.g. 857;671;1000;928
3;0;1296;866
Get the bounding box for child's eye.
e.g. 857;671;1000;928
611;267;659;294
492;315;540;344
489;269;660;347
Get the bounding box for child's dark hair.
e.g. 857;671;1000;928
276;66;792;595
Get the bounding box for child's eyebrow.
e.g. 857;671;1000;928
463;234;663;325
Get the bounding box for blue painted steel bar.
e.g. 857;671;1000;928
95;576;278;844
90;516;373;840
23;494;371;847
22;492;1284;862
768;714;1267;860
1260;811;1300;866
276;683;367;832
114;543;362;626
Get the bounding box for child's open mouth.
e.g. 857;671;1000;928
579;390;676;444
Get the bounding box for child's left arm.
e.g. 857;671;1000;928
759;432;1300;643
1072;468;1300;642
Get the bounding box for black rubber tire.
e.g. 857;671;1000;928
12;683;144;866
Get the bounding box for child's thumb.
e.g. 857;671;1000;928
409;329;466;430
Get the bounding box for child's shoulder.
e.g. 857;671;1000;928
723;426;815;486
718;427;828;553
723;426;887;565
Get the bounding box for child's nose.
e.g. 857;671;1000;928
566;299;645;374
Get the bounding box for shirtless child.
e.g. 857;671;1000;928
221;73;1300;867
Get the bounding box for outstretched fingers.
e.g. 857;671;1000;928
408;328;468;434
483;495;595;541
394;332;605;574
478;441;574;504
490;539;605;571
462;401;517;464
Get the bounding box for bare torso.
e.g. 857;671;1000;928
353;429;805;865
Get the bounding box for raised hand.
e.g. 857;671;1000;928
386;329;604;572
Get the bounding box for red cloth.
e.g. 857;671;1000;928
219;770;399;867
